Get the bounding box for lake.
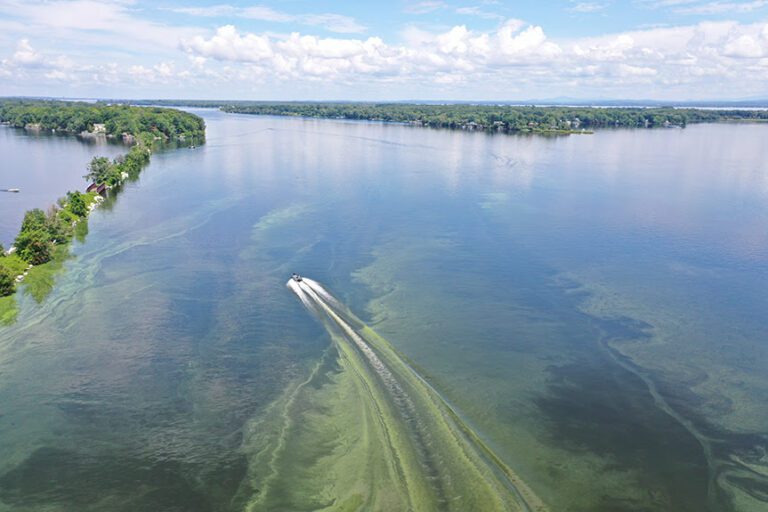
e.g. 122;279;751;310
0;109;766;511
0;126;125;247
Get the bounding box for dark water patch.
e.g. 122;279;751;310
590;310;768;510
0;446;247;511
537;355;711;511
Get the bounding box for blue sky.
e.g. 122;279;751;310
1;0;767;100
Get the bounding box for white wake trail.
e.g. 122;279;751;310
286;276;545;512
301;278;344;310
288;278;418;422
287;279;315;311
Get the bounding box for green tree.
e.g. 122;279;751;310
84;156;113;184
66;191;88;217
0;267;13;296
20;209;47;233
15;229;53;264
44;207;70;242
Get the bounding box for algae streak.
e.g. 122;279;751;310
257;277;548;512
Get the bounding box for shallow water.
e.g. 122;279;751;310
0;110;767;511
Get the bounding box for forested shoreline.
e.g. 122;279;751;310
0;100;205;318
0;100;205;143
219;103;768;133
27;98;768;134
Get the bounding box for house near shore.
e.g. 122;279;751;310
86;183;108;195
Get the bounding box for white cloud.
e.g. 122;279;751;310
301;14;367;34
675;0;768;13
455;6;505;19
638;0;768;13
0;0;202;54
128;62;178;83
723;34;765;57
167;4;366;34
174;19;768;98
0;37;198;90
497;23;559;57
181;26;273;63
618;63;658;75
404;1;447;14
12;39;43;67
170;5;239;17
180;19;565;81
568;2;611;13
2;3;768;100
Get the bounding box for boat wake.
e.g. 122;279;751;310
287;276;548;512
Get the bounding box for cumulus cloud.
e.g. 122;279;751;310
173;18;768;97
0;38;192;89
2;3;768;99
180;19;566;82
11;39;43;67
723;33;765;57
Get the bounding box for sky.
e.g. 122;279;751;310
1;0;767;101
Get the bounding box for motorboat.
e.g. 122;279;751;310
2;188;20;193
291;273;303;282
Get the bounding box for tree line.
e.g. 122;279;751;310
0;99;206;143
218;103;768;133
0;189;92;296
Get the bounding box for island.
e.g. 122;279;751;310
0;100;205;323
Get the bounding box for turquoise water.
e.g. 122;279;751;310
1;110;767;511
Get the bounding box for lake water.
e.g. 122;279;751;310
0;126;125;247
0;110;767;511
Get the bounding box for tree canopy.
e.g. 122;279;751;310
0;267;14;297
0;99;205;143
66;191;88;218
218;102;768;133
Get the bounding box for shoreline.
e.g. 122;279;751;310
0;100;205;324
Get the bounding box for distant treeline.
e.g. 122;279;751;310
0;99;206;143
218;103;768;133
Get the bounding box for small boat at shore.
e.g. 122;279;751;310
1;188;20;193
